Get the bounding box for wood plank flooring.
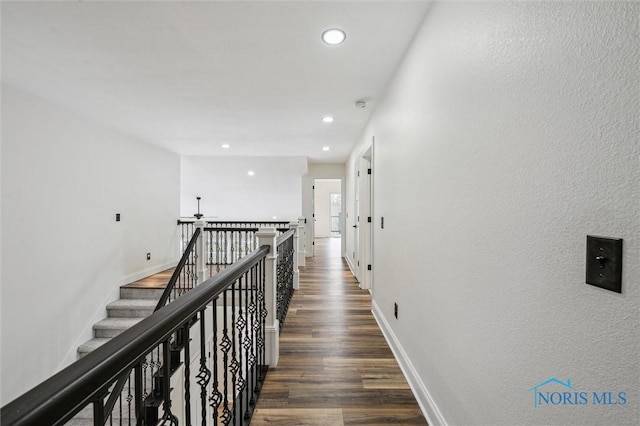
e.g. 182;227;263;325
122;268;174;289
251;238;427;426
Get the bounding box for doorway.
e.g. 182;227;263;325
313;179;342;241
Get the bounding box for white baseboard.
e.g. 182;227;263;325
371;300;447;426
120;261;177;286
345;255;359;282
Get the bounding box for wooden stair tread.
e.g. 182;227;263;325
121;268;175;289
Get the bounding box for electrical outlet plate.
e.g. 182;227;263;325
586;236;622;293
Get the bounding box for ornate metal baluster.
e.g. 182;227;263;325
249;265;258;403
135;363;143;425
192;237;199;290
236;274;246;420
183;323;192;426
223;231;229;267
209;295;222;424
126;370;133;426
196;309;211;425
233;230;237;263
258;259;267;384
214;230;219;273
118;380;122;425
155;346;161;398
141;356;149;411
160;340;178;425
230;279;239;423
242;269;251;420
208;230;213;278
220;290;232;424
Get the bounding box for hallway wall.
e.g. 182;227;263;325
346;2;639;425
1;85;180;404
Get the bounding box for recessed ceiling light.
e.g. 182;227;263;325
221;143;230;149
272;216;278;220
247;170;255;177
322;146;331;151
322;29;346;45
322;116;334;123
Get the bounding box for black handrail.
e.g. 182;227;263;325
202;227;289;233
177;219;290;226
0;245;270;426
203;227;259;232
155;227;201;311
207;220;289;226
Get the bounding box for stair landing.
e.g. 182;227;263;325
121;267;175;289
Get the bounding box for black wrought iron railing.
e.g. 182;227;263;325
177;219;290;242
204;227;258;277
276;229;295;331
156;227;201;310
1;247;271;426
206;221;291;229
178;220;290;279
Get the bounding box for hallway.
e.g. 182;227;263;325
251;238;427;425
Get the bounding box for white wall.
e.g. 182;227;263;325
346;2;639;425
313;179;341;238
302;163;346;256
180;156;306;222
1;84;180;404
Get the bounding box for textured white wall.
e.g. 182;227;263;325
1;85;180;404
180;156;306;221
313;179;341;238
347;2;639;425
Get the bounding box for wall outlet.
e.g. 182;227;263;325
146;253;151;261
394;302;398;319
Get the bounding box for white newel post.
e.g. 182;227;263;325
194;220;208;284
289;221;300;290
297;216;307;268
256;227;279;367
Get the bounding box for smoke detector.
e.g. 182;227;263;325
355;100;367;109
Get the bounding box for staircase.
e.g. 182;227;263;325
73;278;173;425
77;286;163;358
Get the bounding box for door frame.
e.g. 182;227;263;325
358;141;374;292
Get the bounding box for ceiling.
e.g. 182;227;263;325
2;1;430;162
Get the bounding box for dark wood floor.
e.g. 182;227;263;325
251;238;427;425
